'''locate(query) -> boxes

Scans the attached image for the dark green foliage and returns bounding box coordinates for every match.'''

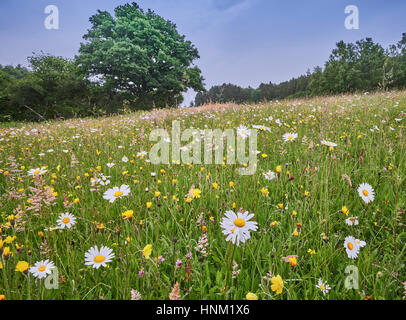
[319,38,386,93]
[1,54,89,121]
[387,33,406,89]
[195,73,312,106]
[0,2,204,122]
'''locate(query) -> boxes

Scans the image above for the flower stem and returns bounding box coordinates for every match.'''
[224,242,236,299]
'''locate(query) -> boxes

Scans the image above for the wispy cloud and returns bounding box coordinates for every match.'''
[211,0,247,11]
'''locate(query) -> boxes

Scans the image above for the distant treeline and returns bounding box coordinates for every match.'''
[194,34,406,106]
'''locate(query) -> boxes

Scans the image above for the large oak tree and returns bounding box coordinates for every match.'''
[76,2,204,109]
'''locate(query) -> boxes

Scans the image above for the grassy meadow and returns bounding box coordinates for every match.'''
[0,91,405,300]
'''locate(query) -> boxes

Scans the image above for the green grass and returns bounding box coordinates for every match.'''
[0,91,405,300]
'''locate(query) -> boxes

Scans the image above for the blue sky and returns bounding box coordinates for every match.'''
[1,0,406,105]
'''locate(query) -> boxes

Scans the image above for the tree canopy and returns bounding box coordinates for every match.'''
[76,2,204,109]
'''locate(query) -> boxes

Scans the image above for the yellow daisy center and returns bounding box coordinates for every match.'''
[38,266,46,272]
[288,135,293,140]
[234,218,246,228]
[34,170,41,175]
[320,284,325,291]
[114,191,123,197]
[347,242,354,250]
[62,217,70,224]
[362,189,369,197]
[94,255,105,263]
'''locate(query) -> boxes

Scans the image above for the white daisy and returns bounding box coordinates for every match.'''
[27,167,47,176]
[84,245,115,269]
[321,140,337,147]
[252,125,270,132]
[220,210,258,246]
[355,239,367,248]
[237,125,250,139]
[357,183,374,204]
[122,156,129,163]
[103,185,130,203]
[106,163,115,168]
[316,279,331,296]
[263,170,276,180]
[98,173,111,186]
[29,260,55,279]
[283,132,298,142]
[344,236,360,259]
[56,213,77,229]
[137,151,147,158]
[98,178,110,186]
[345,217,359,226]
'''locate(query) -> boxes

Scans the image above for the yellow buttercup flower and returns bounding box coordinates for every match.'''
[4,236,16,244]
[143,244,152,259]
[191,188,201,198]
[2,247,11,259]
[15,261,29,273]
[246,292,258,300]
[122,210,134,220]
[289,256,297,267]
[261,188,269,196]
[308,248,316,255]
[271,275,284,294]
